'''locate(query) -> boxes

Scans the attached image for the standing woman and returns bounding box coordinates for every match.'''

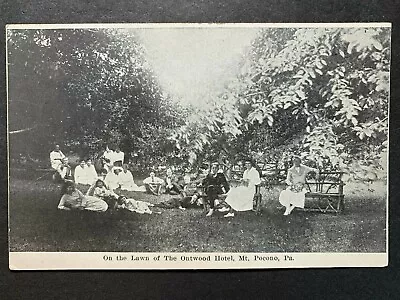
[57,181,108,212]
[223,160,261,218]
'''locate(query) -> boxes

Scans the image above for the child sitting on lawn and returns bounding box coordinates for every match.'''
[91,179,119,208]
[114,196,154,215]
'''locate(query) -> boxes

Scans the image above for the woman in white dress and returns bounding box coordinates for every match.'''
[74,160,88,185]
[279,156,319,215]
[119,164,145,192]
[85,159,98,186]
[223,160,261,218]
[104,166,123,191]
[101,145,115,172]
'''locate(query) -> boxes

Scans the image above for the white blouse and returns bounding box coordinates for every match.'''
[243,167,261,187]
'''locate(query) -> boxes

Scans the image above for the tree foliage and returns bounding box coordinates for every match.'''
[7,29,183,167]
[8,27,390,180]
[171,27,390,180]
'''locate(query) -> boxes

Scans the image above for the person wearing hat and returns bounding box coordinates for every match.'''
[113,147,125,167]
[104,166,123,192]
[279,156,319,215]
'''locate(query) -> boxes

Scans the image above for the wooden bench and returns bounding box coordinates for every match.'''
[302,171,345,213]
[255,167,345,214]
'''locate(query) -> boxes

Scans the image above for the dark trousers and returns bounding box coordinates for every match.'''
[166,183,183,195]
[206,191,219,209]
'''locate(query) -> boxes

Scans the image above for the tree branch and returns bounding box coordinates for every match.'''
[9,125,38,135]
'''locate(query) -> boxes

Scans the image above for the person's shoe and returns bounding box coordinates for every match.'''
[218,207,230,212]
[283,207,290,216]
[206,209,214,216]
[179,206,186,211]
[224,212,234,218]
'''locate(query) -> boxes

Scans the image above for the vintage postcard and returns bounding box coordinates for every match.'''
[7,23,390,270]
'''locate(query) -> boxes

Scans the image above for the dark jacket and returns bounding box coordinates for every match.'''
[202,172,230,195]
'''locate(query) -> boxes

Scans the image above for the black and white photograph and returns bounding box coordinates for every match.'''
[7,23,390,269]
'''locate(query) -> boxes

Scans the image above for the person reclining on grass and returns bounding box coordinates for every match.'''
[114,196,154,215]
[279,156,319,216]
[154,193,203,211]
[155,171,208,211]
[143,171,164,195]
[57,180,108,212]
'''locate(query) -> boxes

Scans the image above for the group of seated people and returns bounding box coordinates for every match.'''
[51,145,319,217]
[57,179,155,214]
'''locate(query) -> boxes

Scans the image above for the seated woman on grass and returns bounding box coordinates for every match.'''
[57,180,108,212]
[104,166,123,192]
[74,159,88,185]
[220,160,260,218]
[85,158,99,186]
[88,178,119,208]
[119,164,145,192]
[279,156,319,216]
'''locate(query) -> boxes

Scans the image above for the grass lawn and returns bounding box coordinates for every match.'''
[8,174,387,252]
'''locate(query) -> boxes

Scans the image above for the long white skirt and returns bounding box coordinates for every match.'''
[84,196,108,212]
[124,199,153,214]
[225,186,255,212]
[120,184,146,192]
[279,188,306,208]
